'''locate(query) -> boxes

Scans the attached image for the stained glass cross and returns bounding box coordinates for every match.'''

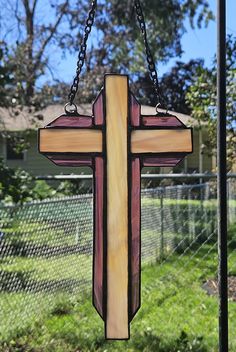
[39,74,192,340]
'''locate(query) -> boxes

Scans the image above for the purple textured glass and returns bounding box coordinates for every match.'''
[130,157,141,317]
[130,93,141,127]
[93,91,105,318]
[48,155,92,167]
[142,115,183,127]
[129,94,142,318]
[47,115,93,128]
[93,90,104,126]
[93,156,104,318]
[143,156,185,167]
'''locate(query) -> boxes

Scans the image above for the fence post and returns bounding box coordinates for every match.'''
[188,187,193,241]
[160,188,164,261]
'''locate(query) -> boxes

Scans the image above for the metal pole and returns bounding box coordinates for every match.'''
[160,189,164,261]
[217,0,228,351]
[199,127,203,184]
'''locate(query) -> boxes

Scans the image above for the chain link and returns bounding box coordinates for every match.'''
[67,0,165,110]
[68,0,97,107]
[134,0,166,110]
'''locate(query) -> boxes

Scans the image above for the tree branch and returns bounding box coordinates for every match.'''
[22,0,34,36]
[32,0,39,17]
[33,1,69,72]
[22,0,30,18]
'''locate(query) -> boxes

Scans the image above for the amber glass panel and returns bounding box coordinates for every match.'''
[105,75,129,339]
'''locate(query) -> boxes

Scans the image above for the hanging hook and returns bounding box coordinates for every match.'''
[64,103,78,115]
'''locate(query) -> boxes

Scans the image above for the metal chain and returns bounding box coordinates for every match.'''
[134,0,165,110]
[67,0,165,112]
[67,0,97,110]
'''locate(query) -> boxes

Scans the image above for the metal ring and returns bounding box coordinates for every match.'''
[64,103,78,114]
[155,103,168,115]
[155,103,161,113]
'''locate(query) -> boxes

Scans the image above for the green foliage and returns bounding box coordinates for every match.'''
[228,223,236,250]
[0,160,64,204]
[135,58,205,108]
[159,59,204,113]
[0,42,15,107]
[0,160,92,204]
[4,131,31,155]
[0,154,93,204]
[57,179,92,195]
[186,35,236,170]
[93,0,213,68]
[31,180,57,200]
[0,158,33,204]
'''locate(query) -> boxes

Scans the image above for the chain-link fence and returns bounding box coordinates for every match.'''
[0,179,236,349]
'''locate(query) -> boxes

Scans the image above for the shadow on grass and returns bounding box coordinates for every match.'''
[37,319,208,352]
[131,330,207,352]
[40,330,208,352]
[0,270,89,293]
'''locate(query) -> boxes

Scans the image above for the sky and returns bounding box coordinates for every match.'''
[158,0,236,76]
[40,0,236,86]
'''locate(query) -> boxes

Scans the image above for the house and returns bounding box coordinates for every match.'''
[0,104,214,176]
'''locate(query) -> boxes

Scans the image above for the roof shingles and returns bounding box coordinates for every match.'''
[0,104,194,131]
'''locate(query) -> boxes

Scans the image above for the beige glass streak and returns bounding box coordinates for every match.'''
[105,75,129,339]
[131,129,192,153]
[39,129,103,153]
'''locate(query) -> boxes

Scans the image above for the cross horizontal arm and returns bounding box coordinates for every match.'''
[39,129,103,153]
[131,129,192,154]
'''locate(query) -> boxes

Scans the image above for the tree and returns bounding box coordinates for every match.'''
[133,58,204,108]
[84,0,213,71]
[0,0,81,107]
[0,157,33,204]
[0,42,15,106]
[158,59,204,114]
[186,35,236,170]
[0,0,213,107]
[75,0,214,104]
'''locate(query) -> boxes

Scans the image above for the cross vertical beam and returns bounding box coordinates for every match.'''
[105,75,129,339]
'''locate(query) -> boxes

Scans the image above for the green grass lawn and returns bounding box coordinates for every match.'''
[1,245,236,352]
[0,197,235,351]
[142,197,236,208]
